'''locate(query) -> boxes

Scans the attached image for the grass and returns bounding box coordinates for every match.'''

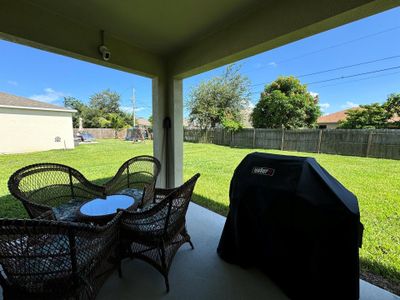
[0,139,399,293]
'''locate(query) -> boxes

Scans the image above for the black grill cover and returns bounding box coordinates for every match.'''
[217,152,363,300]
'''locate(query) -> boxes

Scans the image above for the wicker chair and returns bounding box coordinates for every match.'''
[8,163,105,220]
[0,212,122,300]
[103,156,161,209]
[119,173,200,292]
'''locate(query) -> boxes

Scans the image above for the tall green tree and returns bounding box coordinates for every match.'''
[65,90,132,129]
[109,113,127,138]
[89,89,121,114]
[384,93,400,116]
[251,76,321,129]
[187,64,251,130]
[338,103,392,129]
[64,96,87,127]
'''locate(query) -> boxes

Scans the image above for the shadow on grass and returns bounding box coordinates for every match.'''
[360,258,400,295]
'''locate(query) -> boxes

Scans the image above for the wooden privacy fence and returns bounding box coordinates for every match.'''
[73,128,128,139]
[184,128,400,160]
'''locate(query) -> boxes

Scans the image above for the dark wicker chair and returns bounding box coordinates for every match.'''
[8,163,105,220]
[103,156,161,209]
[0,212,122,300]
[119,173,200,292]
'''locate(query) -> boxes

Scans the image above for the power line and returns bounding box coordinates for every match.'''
[306,65,400,85]
[249,69,400,96]
[276,25,400,65]
[240,25,400,74]
[314,70,400,89]
[297,55,400,78]
[250,55,400,87]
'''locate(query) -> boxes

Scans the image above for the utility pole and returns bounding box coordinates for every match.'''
[131,87,136,127]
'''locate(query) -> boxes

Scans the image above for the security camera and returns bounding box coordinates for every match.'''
[99,45,111,61]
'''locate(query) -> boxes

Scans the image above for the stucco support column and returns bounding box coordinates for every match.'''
[152,74,183,188]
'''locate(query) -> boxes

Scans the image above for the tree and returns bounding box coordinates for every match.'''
[108,113,127,138]
[89,89,120,114]
[251,76,321,129]
[64,96,87,128]
[384,93,400,128]
[339,103,392,129]
[187,64,251,130]
[148,115,153,125]
[384,93,400,115]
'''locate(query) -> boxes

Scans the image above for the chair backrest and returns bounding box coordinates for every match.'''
[104,156,161,208]
[0,215,120,297]
[8,163,105,218]
[163,174,200,239]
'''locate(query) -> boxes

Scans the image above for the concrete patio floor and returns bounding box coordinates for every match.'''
[98,203,399,300]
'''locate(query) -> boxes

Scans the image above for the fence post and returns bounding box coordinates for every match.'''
[252,128,256,148]
[366,131,373,157]
[280,128,285,151]
[317,129,323,153]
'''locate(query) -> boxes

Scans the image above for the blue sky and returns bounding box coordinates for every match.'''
[1,7,400,119]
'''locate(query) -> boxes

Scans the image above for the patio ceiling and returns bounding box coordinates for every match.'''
[1,0,397,78]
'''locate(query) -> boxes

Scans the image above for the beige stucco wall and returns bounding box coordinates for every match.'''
[319,123,339,129]
[0,107,74,154]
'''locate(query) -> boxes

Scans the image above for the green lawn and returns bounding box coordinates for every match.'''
[0,139,399,293]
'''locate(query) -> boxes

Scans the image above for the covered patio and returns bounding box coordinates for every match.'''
[97,203,398,300]
[1,0,399,299]
[0,203,398,299]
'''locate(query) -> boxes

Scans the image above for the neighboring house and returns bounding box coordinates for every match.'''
[241,107,253,128]
[317,108,358,129]
[317,107,400,129]
[135,118,151,128]
[0,92,76,154]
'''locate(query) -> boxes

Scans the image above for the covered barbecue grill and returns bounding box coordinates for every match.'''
[217,152,363,299]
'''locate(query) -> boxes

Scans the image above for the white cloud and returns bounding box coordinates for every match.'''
[319,102,330,113]
[310,91,319,98]
[30,88,66,103]
[341,101,359,109]
[268,62,277,67]
[121,106,147,113]
[7,80,18,86]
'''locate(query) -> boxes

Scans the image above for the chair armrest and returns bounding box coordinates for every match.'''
[119,197,170,224]
[21,200,53,219]
[34,210,56,220]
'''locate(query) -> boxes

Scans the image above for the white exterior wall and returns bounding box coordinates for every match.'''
[0,107,74,154]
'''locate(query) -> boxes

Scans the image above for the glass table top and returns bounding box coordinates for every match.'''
[80,194,135,217]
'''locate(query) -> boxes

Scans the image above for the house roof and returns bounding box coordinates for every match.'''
[318,107,400,124]
[136,118,151,127]
[0,91,75,113]
[388,114,400,123]
[317,108,358,124]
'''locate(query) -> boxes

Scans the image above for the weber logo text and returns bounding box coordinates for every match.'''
[252,167,275,176]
